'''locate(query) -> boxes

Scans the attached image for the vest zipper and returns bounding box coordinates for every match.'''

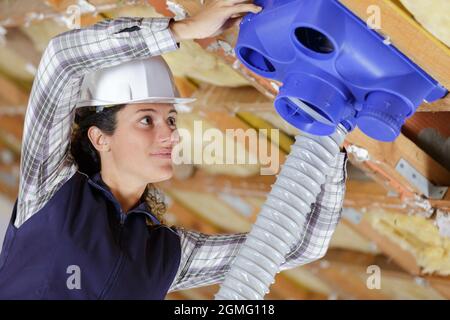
[87,179,123,214]
[98,210,126,299]
[127,209,160,226]
[120,211,126,225]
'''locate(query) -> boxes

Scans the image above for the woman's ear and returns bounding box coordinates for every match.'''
[87,126,111,152]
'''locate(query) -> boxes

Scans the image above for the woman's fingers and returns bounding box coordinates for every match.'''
[227,3,263,15]
[223,16,244,29]
[222,0,255,6]
[210,16,244,37]
[230,11,247,18]
[172,0,262,40]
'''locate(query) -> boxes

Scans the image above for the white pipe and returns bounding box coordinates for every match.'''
[215,125,347,300]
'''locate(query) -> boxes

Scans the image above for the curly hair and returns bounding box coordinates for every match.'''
[70,104,167,225]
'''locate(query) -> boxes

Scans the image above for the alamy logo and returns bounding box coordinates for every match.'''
[65,5,82,30]
[66,265,82,290]
[171,122,280,175]
[366,5,382,30]
[366,265,381,290]
[366,5,391,45]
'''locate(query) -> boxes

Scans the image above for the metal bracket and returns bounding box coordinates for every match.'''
[395,158,448,199]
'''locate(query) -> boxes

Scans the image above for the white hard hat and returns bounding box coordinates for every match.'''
[76,56,196,109]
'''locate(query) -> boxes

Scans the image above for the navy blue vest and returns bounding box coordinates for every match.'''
[0,171,181,299]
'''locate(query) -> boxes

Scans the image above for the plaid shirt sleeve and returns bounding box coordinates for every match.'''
[15,17,180,228]
[168,152,348,292]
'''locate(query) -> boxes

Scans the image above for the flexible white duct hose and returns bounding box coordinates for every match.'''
[215,124,347,300]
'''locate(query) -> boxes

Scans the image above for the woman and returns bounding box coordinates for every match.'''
[0,1,347,299]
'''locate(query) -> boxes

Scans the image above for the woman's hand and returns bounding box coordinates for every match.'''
[169,0,263,42]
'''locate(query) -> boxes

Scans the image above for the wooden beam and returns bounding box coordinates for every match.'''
[0,139,19,164]
[0,74,29,108]
[188,83,446,123]
[236,111,295,154]
[346,179,449,215]
[0,115,24,142]
[166,199,220,235]
[0,0,56,27]
[345,129,450,213]
[345,179,411,213]
[305,248,449,299]
[305,262,390,299]
[161,169,271,197]
[418,95,450,112]
[0,139,19,201]
[322,248,405,273]
[340,0,450,89]
[344,218,421,275]
[404,113,450,140]
[341,212,450,288]
[4,27,41,67]
[162,166,448,215]
[427,276,450,300]
[0,180,18,201]
[173,76,198,99]
[191,84,274,113]
[177,109,285,176]
[341,213,450,299]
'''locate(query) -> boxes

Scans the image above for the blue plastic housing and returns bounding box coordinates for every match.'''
[235,0,448,141]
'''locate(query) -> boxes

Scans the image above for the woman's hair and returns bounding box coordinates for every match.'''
[70,105,167,225]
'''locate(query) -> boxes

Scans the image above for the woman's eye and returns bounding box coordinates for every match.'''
[140,116,153,126]
[168,117,177,127]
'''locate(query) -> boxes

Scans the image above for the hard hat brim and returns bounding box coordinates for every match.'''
[76,96,197,108]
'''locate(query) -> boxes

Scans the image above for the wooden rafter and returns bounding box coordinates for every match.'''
[0,115,25,142]
[0,74,29,108]
[345,129,450,214]
[306,248,449,299]
[161,166,449,215]
[420,95,450,112]
[4,27,41,68]
[341,215,450,299]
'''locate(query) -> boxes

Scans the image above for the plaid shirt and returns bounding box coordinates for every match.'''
[15,17,348,293]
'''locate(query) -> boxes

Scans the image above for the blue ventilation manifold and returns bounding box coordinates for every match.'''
[234,0,447,142]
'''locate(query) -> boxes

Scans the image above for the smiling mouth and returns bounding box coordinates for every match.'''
[150,153,172,159]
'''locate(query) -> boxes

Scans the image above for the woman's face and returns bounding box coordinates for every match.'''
[99,103,180,184]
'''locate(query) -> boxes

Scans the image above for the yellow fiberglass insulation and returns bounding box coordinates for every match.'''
[400,0,450,47]
[365,210,450,276]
